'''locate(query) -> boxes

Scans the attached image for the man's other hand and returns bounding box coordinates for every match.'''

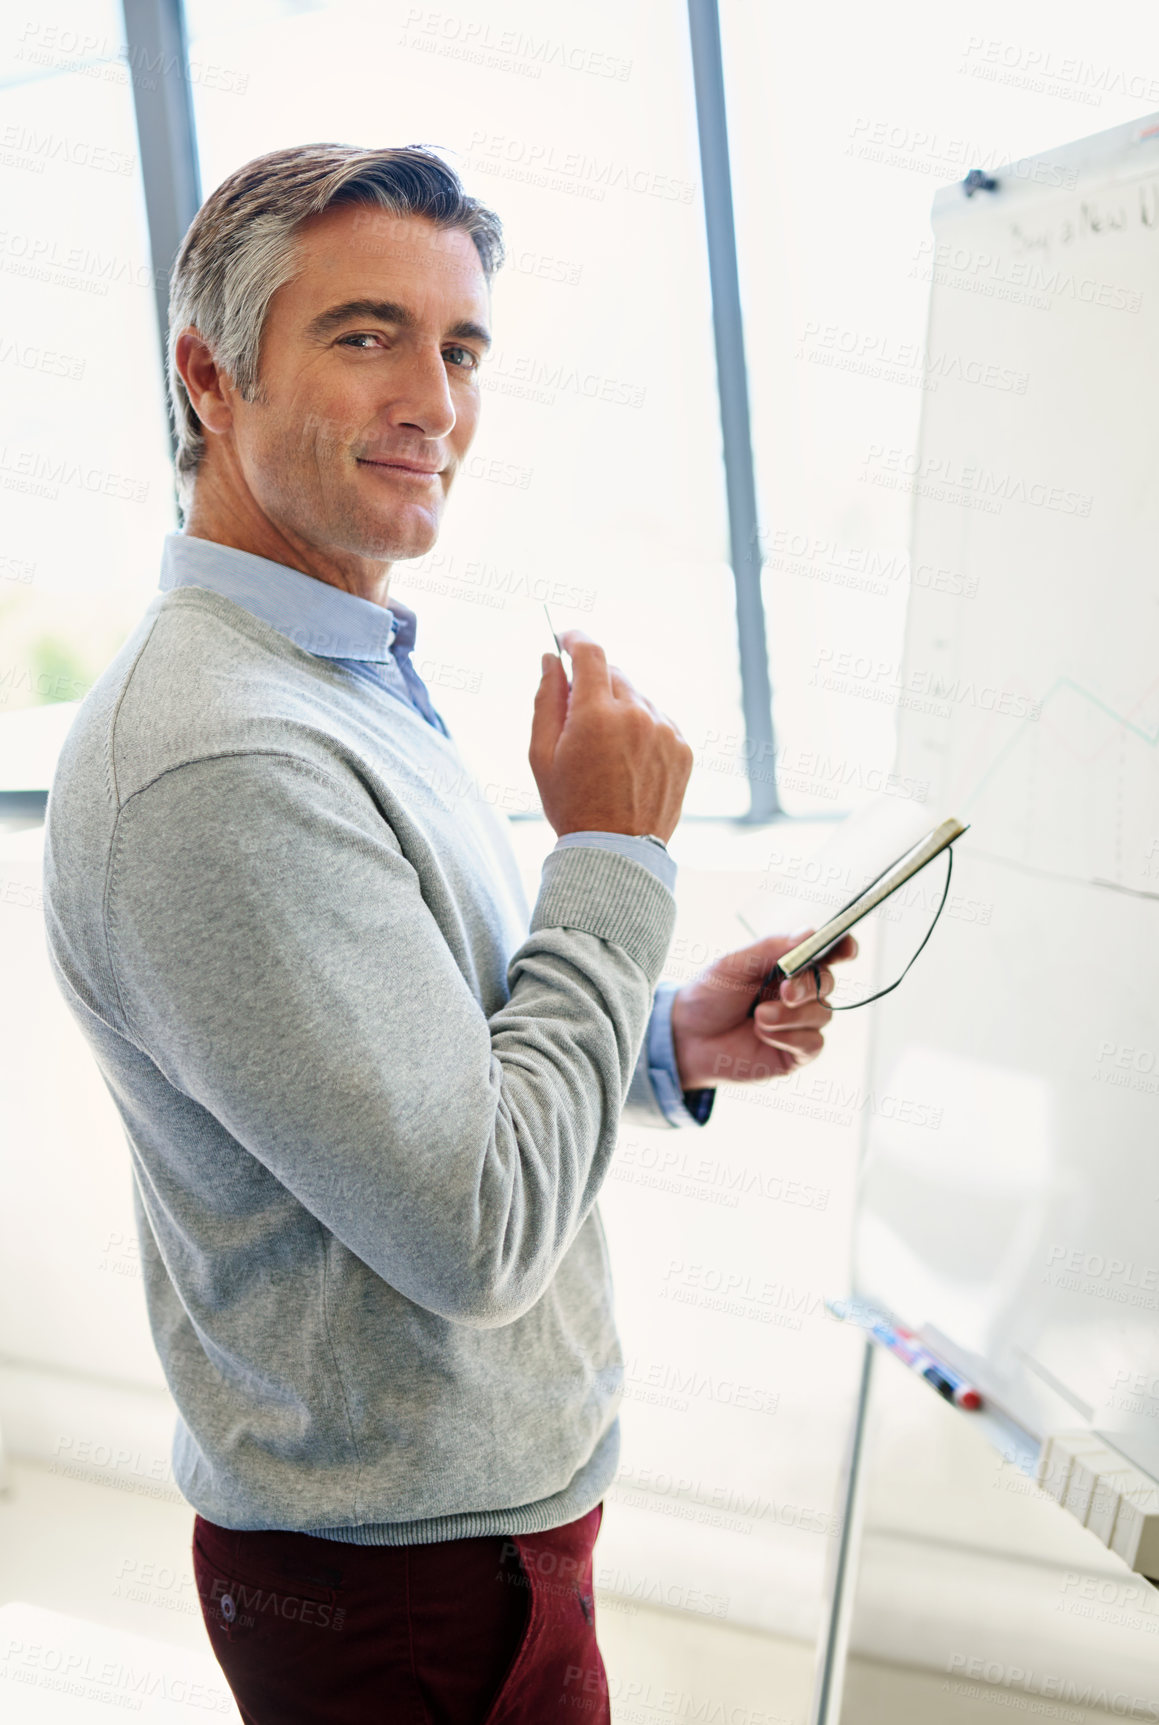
[670,930,859,1091]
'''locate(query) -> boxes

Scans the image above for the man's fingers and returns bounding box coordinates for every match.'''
[710,932,860,998]
[781,966,835,1005]
[558,629,612,700]
[714,931,818,993]
[754,1026,827,1062]
[601,656,675,740]
[755,1000,832,1033]
[558,633,657,715]
[528,654,570,773]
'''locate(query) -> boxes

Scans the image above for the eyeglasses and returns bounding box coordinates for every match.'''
[806,845,956,1012]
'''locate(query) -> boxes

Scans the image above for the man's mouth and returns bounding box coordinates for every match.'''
[356,456,442,478]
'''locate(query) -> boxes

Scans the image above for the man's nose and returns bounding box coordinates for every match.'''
[386,346,457,440]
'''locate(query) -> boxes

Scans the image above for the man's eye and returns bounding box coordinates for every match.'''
[338,333,382,350]
[445,345,480,371]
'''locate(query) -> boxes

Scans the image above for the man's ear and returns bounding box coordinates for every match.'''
[174,328,235,439]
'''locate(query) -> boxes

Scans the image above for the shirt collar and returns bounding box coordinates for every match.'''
[158,532,419,665]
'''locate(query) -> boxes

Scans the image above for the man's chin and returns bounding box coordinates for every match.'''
[343,500,442,563]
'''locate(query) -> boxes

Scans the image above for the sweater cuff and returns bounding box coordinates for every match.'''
[531,844,676,984]
[550,831,676,895]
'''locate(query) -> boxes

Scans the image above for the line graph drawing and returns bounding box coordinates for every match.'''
[969,847,1159,903]
[965,674,1159,813]
[925,668,1159,898]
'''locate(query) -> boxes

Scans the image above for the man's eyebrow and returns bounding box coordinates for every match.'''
[446,318,493,352]
[305,299,492,351]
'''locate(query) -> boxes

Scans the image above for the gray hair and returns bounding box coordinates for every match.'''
[166,143,505,505]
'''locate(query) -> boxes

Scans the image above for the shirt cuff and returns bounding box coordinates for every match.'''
[551,831,676,896]
[646,981,717,1128]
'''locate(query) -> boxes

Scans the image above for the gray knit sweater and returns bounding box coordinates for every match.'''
[41,584,680,1543]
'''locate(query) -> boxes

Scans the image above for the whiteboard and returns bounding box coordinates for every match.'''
[851,111,1159,1480]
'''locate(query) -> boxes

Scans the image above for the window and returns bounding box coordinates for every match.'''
[0,0,176,727]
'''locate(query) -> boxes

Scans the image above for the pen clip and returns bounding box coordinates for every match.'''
[543,602,563,656]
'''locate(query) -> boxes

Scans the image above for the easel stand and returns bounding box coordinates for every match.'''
[808,1335,875,1725]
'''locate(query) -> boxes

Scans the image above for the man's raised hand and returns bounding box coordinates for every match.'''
[530,630,693,841]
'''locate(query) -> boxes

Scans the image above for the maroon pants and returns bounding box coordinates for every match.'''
[192,1503,610,1724]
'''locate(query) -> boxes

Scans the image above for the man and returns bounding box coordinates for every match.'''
[42,144,852,1722]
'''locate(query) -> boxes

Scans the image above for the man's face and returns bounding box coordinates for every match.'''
[226,205,491,563]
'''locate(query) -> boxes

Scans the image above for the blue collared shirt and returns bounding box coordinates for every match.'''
[158,534,713,1127]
